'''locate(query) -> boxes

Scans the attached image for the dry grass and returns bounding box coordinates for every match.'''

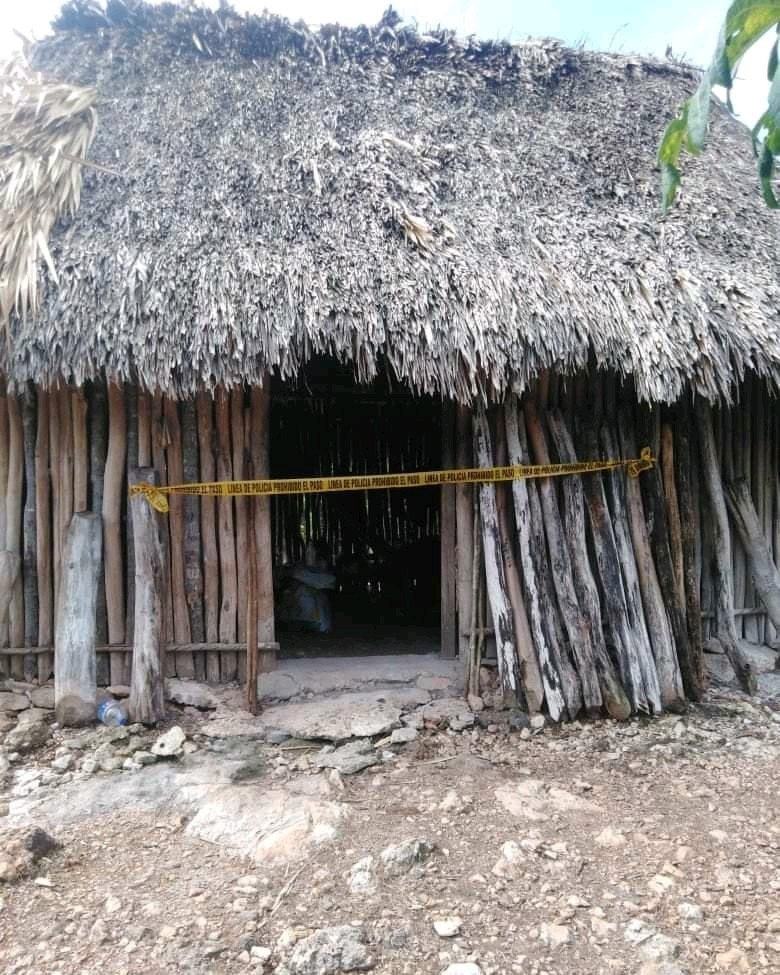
[0,51,96,334]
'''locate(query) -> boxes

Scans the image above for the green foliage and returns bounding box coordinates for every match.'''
[659,2,780,210]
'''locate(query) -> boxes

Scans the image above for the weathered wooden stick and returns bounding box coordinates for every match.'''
[0,552,21,676]
[546,408,632,720]
[1,641,280,656]
[103,382,126,650]
[455,406,474,690]
[216,387,238,679]
[579,423,648,712]
[473,407,522,701]
[58,388,74,611]
[196,392,220,680]
[163,398,194,673]
[88,382,109,656]
[520,411,582,717]
[7,395,24,665]
[48,391,61,643]
[618,408,685,708]
[504,399,567,721]
[137,392,152,468]
[525,400,601,715]
[35,390,52,680]
[72,390,88,513]
[725,477,780,631]
[231,389,249,648]
[151,394,175,662]
[54,512,102,726]
[0,392,7,664]
[21,387,38,665]
[661,423,686,608]
[494,410,542,712]
[440,402,458,660]
[673,400,705,692]
[250,385,275,673]
[181,400,205,676]
[695,400,756,694]
[124,386,138,673]
[750,381,766,643]
[128,468,167,724]
[246,492,259,714]
[600,422,663,712]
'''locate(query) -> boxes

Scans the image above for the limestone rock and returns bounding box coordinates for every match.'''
[28,686,55,709]
[314,740,379,776]
[594,826,627,848]
[496,779,600,821]
[715,947,749,972]
[0,692,29,712]
[286,925,374,973]
[347,857,376,895]
[151,726,186,758]
[380,838,435,877]
[433,917,462,938]
[441,966,482,975]
[165,679,218,710]
[539,923,572,947]
[4,713,50,752]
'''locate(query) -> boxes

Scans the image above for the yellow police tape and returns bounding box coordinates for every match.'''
[129,447,654,514]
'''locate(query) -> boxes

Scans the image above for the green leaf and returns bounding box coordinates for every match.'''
[758,143,779,205]
[768,36,778,79]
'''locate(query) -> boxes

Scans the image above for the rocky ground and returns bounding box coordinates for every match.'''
[0,652,778,975]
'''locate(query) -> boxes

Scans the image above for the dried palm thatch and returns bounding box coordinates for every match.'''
[3,1,780,403]
[0,50,97,334]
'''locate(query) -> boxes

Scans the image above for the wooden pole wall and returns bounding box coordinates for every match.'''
[0,373,775,701]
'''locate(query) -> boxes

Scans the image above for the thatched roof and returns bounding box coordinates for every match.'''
[3,1,779,402]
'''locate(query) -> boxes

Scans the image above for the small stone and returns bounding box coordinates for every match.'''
[449,712,475,732]
[347,856,376,895]
[314,739,379,776]
[51,753,74,772]
[158,925,177,940]
[648,874,675,895]
[467,694,484,712]
[709,829,729,843]
[594,826,626,848]
[28,686,55,709]
[203,942,225,958]
[133,751,157,766]
[389,726,417,745]
[530,714,545,730]
[677,901,704,920]
[441,966,482,975]
[591,917,617,938]
[250,945,272,962]
[715,947,749,972]
[380,838,435,876]
[165,678,218,709]
[0,803,9,817]
[286,926,372,974]
[433,916,463,938]
[104,895,122,914]
[539,922,572,947]
[151,726,186,758]
[639,934,681,964]
[90,918,109,944]
[0,692,30,712]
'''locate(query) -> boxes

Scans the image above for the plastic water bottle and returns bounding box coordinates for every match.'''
[97,699,128,727]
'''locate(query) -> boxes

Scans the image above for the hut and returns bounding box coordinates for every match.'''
[0,1,778,720]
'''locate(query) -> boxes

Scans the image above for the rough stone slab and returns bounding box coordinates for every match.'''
[417,697,472,727]
[198,709,267,741]
[262,688,430,743]
[0,692,30,712]
[496,778,602,820]
[183,786,346,864]
[287,925,373,974]
[165,679,219,710]
[314,740,380,775]
[28,686,55,709]
[257,654,457,703]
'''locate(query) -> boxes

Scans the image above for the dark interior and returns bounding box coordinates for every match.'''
[270,362,442,657]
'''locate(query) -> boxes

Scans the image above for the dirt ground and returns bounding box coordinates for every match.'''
[0,685,779,975]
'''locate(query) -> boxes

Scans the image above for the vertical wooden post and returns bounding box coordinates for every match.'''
[725,478,780,630]
[674,399,704,686]
[58,387,74,579]
[138,392,152,468]
[251,384,276,672]
[181,399,205,674]
[35,389,52,681]
[0,391,7,673]
[7,394,24,667]
[455,406,473,690]
[246,492,259,714]
[197,392,220,680]
[128,469,167,724]
[151,393,174,658]
[89,382,109,686]
[21,387,38,674]
[54,512,101,726]
[695,400,756,693]
[231,389,248,653]
[103,382,126,663]
[48,391,61,640]
[216,387,238,680]
[72,390,88,513]
[124,385,138,673]
[440,402,457,659]
[163,397,194,677]
[473,407,522,702]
